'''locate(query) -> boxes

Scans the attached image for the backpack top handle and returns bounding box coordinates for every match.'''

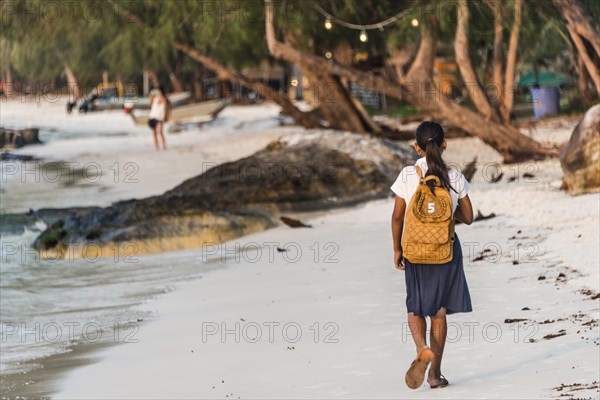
[416,165,442,187]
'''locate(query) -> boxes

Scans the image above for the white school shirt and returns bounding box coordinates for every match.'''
[148,96,166,121]
[390,157,469,214]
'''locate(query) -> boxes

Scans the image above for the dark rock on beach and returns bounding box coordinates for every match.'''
[0,152,39,161]
[0,127,42,149]
[33,131,416,256]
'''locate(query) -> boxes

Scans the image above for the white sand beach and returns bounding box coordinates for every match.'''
[25,107,596,399]
[3,0,600,397]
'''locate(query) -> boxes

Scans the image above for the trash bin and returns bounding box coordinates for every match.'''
[531,87,560,118]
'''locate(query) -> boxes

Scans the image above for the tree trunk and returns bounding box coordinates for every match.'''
[64,64,81,101]
[454,0,500,122]
[263,0,557,163]
[147,70,160,87]
[406,20,436,84]
[567,25,600,95]
[340,77,382,134]
[166,59,185,93]
[265,1,378,135]
[302,59,380,134]
[502,0,522,122]
[553,0,600,56]
[554,0,600,96]
[305,70,368,133]
[488,0,504,108]
[193,64,205,102]
[168,66,184,93]
[174,42,323,130]
[388,48,413,83]
[576,54,592,103]
[4,64,14,97]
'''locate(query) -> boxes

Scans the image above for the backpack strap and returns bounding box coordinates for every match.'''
[415,165,423,178]
[417,164,441,187]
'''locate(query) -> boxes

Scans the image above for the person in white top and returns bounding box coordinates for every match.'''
[148,85,169,151]
[390,121,474,389]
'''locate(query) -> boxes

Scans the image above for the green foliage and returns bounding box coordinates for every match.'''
[1,0,598,94]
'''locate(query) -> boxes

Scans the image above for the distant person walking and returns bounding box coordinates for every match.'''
[148,85,169,151]
[390,121,474,390]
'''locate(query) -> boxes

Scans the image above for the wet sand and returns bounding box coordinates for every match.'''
[1,340,115,399]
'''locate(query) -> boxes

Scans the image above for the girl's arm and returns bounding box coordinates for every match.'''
[454,195,474,225]
[391,196,406,269]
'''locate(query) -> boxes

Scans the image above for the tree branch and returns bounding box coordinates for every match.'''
[174,42,323,129]
[553,0,600,56]
[566,25,600,94]
[405,18,436,84]
[553,0,600,95]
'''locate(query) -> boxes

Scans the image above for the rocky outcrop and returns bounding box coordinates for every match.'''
[33,130,416,257]
[560,104,600,194]
[0,128,42,149]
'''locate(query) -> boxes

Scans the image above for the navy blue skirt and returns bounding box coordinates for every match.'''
[404,235,473,317]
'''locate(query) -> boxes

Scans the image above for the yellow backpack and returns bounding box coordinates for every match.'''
[402,165,455,264]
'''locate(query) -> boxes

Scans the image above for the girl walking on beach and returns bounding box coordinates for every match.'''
[390,121,474,389]
[148,85,169,151]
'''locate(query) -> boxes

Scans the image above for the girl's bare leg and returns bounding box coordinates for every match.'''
[428,307,447,383]
[158,123,167,150]
[407,312,428,354]
[152,126,159,150]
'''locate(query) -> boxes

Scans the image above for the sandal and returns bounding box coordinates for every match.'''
[405,348,434,389]
[429,374,449,389]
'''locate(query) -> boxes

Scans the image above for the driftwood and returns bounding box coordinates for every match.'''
[280,216,312,228]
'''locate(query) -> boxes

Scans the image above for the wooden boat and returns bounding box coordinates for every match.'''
[130,99,228,126]
[122,92,192,111]
[97,92,192,111]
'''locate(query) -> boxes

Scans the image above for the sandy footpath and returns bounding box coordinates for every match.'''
[53,120,599,399]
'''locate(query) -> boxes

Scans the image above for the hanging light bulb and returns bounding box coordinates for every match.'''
[359,29,368,42]
[411,18,419,27]
[324,18,332,30]
[325,51,333,59]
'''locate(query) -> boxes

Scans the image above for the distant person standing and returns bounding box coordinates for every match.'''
[148,85,169,150]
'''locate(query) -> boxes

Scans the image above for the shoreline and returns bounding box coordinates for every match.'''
[1,335,119,399]
[0,198,350,399]
[2,100,598,398]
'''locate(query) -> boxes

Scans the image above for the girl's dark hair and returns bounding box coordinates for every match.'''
[157,84,167,96]
[416,121,456,194]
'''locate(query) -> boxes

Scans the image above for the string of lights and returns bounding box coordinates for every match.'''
[314,5,418,43]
